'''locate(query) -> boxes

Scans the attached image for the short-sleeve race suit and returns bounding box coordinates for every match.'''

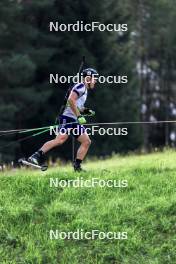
[63,83,87,120]
[58,83,87,138]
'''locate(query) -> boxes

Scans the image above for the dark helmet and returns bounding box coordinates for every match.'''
[82,68,99,78]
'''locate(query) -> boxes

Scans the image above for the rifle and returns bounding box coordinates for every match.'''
[58,56,86,116]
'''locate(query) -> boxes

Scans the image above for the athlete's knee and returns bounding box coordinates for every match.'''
[54,136,66,146]
[83,138,91,147]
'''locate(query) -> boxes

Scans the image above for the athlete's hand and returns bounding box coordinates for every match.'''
[77,115,87,124]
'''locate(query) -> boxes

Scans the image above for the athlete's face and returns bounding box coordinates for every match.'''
[85,76,97,89]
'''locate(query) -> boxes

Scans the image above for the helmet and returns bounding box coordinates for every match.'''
[82,68,99,78]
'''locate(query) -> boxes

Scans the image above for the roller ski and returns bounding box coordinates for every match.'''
[18,150,48,171]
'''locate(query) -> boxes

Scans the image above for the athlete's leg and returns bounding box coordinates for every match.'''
[28,134,69,166]
[76,133,91,160]
[41,134,69,153]
[73,133,91,171]
[27,114,73,167]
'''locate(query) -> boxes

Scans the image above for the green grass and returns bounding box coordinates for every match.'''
[0,150,176,264]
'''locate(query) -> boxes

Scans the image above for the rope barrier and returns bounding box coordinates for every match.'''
[0,120,175,135]
[0,119,175,149]
[0,119,175,158]
[85,120,176,126]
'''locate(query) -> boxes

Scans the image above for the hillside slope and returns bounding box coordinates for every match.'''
[0,150,176,264]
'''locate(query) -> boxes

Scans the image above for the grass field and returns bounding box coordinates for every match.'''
[0,150,176,264]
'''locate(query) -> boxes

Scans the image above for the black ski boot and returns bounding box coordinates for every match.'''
[73,159,85,172]
[73,163,82,172]
[28,150,47,169]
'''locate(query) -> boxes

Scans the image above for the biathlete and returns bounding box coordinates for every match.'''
[28,68,98,171]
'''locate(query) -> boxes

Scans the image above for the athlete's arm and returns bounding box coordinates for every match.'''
[68,91,80,117]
